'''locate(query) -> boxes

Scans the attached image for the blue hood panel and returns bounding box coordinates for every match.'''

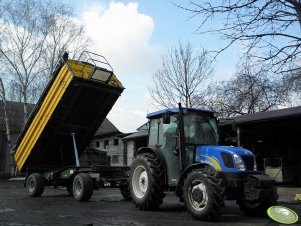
[195,145,255,172]
[196,146,254,157]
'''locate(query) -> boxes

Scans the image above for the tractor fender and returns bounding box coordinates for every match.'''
[135,147,168,184]
[175,163,209,197]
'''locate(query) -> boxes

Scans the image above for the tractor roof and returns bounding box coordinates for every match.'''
[147,108,214,119]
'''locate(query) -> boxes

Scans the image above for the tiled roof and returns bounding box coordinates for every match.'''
[93,118,120,137]
[122,130,148,140]
[219,105,301,126]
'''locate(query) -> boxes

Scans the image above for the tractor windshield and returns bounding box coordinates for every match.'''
[183,112,219,145]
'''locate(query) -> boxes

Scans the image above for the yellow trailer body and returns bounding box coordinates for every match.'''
[13,56,124,173]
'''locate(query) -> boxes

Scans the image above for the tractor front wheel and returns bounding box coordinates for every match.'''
[237,189,278,216]
[183,167,224,221]
[129,153,165,210]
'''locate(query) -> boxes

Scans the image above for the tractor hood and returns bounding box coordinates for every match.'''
[195,145,255,172]
[196,145,254,157]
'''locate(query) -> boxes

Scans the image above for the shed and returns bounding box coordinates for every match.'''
[90,119,131,167]
[219,106,301,184]
[122,123,148,166]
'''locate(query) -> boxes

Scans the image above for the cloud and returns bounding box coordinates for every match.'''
[79,2,163,132]
[107,102,147,133]
[81,2,162,77]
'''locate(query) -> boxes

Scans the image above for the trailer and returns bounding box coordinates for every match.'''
[13,51,130,201]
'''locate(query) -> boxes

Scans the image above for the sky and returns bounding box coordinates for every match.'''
[64,0,241,133]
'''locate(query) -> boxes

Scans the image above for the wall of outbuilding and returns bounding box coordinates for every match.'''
[219,115,301,185]
[90,135,125,167]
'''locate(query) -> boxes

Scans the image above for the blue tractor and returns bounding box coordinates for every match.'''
[129,104,278,220]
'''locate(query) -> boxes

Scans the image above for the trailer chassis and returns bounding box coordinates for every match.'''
[24,165,130,201]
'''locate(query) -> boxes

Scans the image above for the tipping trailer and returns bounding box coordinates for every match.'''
[13,52,130,201]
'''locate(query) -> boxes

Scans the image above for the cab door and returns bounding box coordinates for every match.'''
[148,116,180,186]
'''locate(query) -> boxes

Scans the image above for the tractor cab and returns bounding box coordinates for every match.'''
[146,107,219,185]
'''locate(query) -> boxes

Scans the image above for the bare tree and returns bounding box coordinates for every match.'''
[0,0,90,122]
[149,42,213,109]
[0,0,90,175]
[176,0,301,73]
[40,1,91,84]
[286,69,301,105]
[0,0,53,122]
[0,76,14,175]
[207,60,291,117]
[0,77,10,143]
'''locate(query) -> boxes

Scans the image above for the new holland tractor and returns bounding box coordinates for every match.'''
[129,104,278,220]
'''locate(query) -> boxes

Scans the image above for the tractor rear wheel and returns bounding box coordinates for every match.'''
[129,153,165,210]
[73,173,93,201]
[26,173,45,197]
[183,167,225,221]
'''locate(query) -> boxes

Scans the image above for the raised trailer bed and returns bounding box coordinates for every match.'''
[13,52,130,200]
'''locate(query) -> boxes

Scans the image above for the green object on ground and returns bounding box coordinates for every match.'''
[267,206,299,224]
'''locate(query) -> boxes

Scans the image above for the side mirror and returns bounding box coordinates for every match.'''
[163,112,170,124]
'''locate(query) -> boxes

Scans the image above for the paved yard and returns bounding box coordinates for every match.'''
[0,179,300,226]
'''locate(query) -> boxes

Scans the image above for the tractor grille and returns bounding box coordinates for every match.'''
[241,155,254,171]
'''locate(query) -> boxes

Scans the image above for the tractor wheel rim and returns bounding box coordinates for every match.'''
[188,180,208,211]
[132,165,148,199]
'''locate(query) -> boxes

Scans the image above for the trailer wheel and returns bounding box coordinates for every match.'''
[183,167,225,221]
[129,153,165,210]
[237,187,278,216]
[26,173,45,197]
[73,173,93,201]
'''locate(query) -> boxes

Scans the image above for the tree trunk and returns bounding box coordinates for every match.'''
[290,0,301,27]
[0,78,14,176]
[22,87,28,125]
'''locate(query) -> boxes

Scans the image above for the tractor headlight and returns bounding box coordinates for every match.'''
[233,154,245,171]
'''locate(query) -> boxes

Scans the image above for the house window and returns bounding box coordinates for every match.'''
[104,140,109,149]
[112,155,119,163]
[95,141,100,148]
[113,139,119,146]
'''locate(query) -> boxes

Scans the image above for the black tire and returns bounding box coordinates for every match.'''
[183,166,225,221]
[73,173,93,201]
[129,153,165,210]
[237,187,278,217]
[26,173,45,197]
[120,183,131,200]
